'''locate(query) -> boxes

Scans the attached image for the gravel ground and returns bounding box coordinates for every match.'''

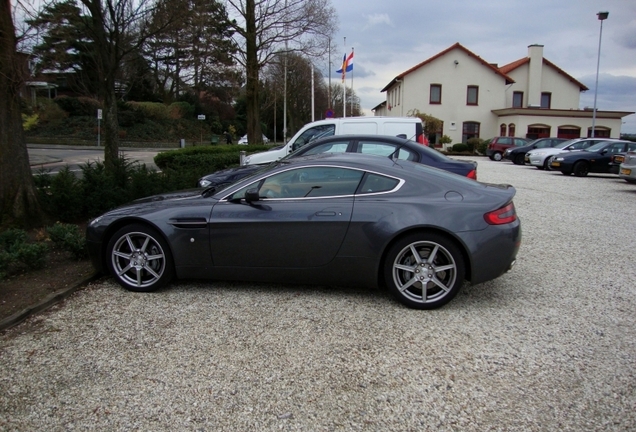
[1,158,635,431]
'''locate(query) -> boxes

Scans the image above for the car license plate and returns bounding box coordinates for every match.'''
[551,161,561,167]
[620,168,632,175]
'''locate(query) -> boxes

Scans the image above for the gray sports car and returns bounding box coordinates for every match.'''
[87,153,521,309]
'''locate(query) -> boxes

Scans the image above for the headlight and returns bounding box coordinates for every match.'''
[199,179,211,188]
[533,151,546,156]
[89,216,102,226]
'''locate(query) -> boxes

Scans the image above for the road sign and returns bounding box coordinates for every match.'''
[197,114,206,120]
[326,108,334,118]
[97,109,102,119]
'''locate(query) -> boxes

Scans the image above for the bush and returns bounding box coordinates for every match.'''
[47,166,83,222]
[476,139,488,155]
[452,143,468,152]
[36,98,69,123]
[169,102,195,119]
[0,229,48,279]
[128,101,170,120]
[22,113,39,130]
[466,137,483,153]
[47,223,88,260]
[439,135,452,145]
[55,96,102,117]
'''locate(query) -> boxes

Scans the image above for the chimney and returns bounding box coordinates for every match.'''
[527,44,544,108]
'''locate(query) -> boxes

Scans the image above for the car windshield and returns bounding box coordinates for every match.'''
[555,139,580,149]
[585,141,615,152]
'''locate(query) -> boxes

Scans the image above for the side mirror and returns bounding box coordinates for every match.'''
[245,189,260,202]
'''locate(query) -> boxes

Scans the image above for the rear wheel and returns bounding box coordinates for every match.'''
[106,224,174,292]
[384,233,465,310]
[514,154,525,165]
[573,161,589,177]
[492,152,502,161]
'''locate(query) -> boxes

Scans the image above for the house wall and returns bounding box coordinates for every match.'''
[501,115,623,139]
[505,64,581,109]
[386,47,509,143]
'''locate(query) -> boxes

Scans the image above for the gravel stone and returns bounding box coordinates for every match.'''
[1,158,635,431]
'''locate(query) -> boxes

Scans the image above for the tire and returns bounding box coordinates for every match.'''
[543,157,553,170]
[514,154,525,165]
[492,152,502,161]
[384,233,465,310]
[106,224,174,292]
[573,160,589,177]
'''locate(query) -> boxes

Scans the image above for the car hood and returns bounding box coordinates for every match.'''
[131,189,204,204]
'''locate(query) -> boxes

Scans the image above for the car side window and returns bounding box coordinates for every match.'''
[357,140,418,161]
[607,143,625,154]
[299,141,350,156]
[536,141,551,148]
[514,139,526,146]
[570,141,587,150]
[357,173,400,194]
[628,142,636,151]
[229,167,364,200]
[291,125,336,151]
[499,138,512,145]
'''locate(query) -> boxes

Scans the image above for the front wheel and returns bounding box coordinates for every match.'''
[543,157,553,170]
[573,161,589,177]
[384,233,465,309]
[514,154,525,165]
[106,224,174,292]
[491,152,502,161]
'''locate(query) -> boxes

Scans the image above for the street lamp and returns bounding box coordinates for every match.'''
[591,11,609,138]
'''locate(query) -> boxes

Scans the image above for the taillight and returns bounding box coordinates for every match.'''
[466,169,477,180]
[484,202,517,225]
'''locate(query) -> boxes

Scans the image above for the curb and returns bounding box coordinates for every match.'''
[0,272,102,332]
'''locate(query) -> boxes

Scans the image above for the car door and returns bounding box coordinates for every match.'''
[209,166,363,268]
[592,142,629,172]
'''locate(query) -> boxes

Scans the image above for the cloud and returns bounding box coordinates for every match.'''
[362,13,393,31]
[615,20,636,49]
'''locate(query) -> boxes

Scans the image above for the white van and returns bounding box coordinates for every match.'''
[242,116,425,165]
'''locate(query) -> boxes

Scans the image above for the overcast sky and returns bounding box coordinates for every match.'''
[322,0,636,134]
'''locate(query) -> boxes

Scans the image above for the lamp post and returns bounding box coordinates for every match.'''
[591,11,608,138]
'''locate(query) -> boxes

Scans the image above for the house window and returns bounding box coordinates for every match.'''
[587,127,611,138]
[513,91,523,108]
[508,124,516,137]
[557,127,581,139]
[528,126,550,139]
[430,84,442,104]
[462,121,480,142]
[467,86,478,105]
[500,124,507,136]
[541,92,551,109]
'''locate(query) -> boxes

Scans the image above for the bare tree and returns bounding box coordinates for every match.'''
[225,0,337,144]
[0,0,44,228]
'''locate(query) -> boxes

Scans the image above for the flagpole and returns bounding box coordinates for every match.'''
[350,47,354,115]
[343,37,346,118]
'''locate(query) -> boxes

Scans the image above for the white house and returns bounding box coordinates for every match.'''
[374,43,633,146]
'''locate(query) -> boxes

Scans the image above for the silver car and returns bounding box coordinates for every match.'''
[619,151,636,184]
[526,138,607,170]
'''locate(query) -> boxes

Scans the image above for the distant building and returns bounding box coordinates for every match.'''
[375,43,633,146]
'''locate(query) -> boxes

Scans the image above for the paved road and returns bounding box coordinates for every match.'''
[28,144,163,174]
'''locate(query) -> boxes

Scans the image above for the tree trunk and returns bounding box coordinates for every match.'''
[0,0,44,229]
[244,0,262,144]
[102,86,120,170]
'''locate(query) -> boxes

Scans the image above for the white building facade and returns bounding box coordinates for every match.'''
[374,43,632,146]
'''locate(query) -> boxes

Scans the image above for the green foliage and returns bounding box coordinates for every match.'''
[47,223,88,260]
[439,135,452,145]
[407,109,443,136]
[476,139,488,155]
[36,98,69,123]
[48,166,84,222]
[169,102,195,119]
[55,96,102,117]
[22,113,40,130]
[128,101,170,120]
[452,143,469,152]
[466,137,483,153]
[0,229,48,279]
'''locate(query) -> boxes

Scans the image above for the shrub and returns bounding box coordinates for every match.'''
[452,143,468,152]
[22,113,39,130]
[55,96,101,117]
[37,98,68,123]
[48,166,83,222]
[169,102,195,119]
[477,139,488,155]
[439,135,452,145]
[466,137,483,153]
[0,229,48,279]
[128,101,170,120]
[47,223,88,260]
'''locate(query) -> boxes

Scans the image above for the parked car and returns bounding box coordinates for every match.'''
[197,134,478,187]
[618,151,636,184]
[551,140,636,176]
[238,134,270,145]
[243,116,426,165]
[525,138,608,170]
[87,153,520,310]
[484,137,530,161]
[197,165,263,189]
[503,138,567,165]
